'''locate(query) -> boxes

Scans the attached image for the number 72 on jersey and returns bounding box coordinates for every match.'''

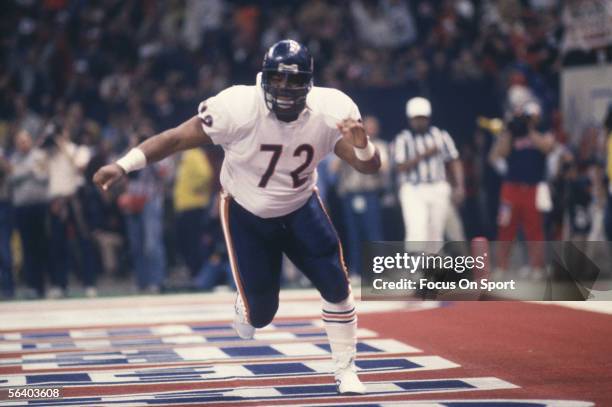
[258,144,314,189]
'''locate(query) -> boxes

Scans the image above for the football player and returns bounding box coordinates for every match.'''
[93,40,380,394]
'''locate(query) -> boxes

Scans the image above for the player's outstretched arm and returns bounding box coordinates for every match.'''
[334,118,381,174]
[93,115,212,191]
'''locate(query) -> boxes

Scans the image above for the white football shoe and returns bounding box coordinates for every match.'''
[335,358,366,395]
[233,294,255,340]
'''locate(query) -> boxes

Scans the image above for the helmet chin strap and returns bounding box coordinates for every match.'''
[272,97,307,122]
[264,91,307,122]
[274,109,300,122]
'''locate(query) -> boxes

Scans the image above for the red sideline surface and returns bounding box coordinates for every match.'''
[360,301,612,405]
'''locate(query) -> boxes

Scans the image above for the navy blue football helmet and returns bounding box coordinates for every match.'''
[261,40,313,122]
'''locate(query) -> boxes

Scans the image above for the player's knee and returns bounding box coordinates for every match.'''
[249,310,276,328]
[247,296,278,328]
[319,281,351,304]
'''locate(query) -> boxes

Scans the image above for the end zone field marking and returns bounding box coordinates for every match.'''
[1,328,377,355]
[8,339,422,371]
[0,356,460,387]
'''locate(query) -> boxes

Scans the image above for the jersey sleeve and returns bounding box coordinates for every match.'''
[197,88,239,146]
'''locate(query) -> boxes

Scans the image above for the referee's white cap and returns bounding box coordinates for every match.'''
[406,97,432,118]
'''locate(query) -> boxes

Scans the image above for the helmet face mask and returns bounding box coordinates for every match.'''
[261,40,313,122]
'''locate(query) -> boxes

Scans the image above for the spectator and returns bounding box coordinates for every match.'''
[489,103,555,279]
[8,130,48,298]
[173,147,215,277]
[44,120,94,297]
[262,10,300,49]
[12,95,43,139]
[182,0,226,52]
[84,141,126,278]
[297,0,341,43]
[149,87,177,130]
[119,128,170,293]
[350,0,417,49]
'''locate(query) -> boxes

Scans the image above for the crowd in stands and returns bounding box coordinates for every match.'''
[0,0,610,299]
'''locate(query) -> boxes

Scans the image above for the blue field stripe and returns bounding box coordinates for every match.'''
[108,329,151,336]
[206,335,241,342]
[21,332,70,339]
[355,358,420,370]
[27,373,91,385]
[244,362,316,375]
[396,379,475,392]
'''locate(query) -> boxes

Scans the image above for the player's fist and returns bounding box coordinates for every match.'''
[93,163,126,191]
[337,118,367,148]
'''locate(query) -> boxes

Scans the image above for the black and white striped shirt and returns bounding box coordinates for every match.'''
[393,126,459,185]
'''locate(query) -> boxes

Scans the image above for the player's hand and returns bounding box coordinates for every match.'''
[422,146,439,158]
[337,118,367,148]
[93,163,126,191]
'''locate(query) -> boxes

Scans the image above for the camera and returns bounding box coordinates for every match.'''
[506,114,529,139]
[39,121,62,149]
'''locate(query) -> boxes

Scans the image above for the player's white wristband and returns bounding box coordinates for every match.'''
[116,148,147,173]
[353,140,376,161]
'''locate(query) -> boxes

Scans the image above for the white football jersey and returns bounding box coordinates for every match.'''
[198,74,361,218]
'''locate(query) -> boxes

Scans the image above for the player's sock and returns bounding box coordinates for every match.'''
[322,292,365,394]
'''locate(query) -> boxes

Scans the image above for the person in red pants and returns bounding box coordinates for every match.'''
[489,103,555,279]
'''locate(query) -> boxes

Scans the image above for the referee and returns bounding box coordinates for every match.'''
[393,97,465,242]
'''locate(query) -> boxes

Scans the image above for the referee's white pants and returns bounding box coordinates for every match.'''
[399,182,451,242]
